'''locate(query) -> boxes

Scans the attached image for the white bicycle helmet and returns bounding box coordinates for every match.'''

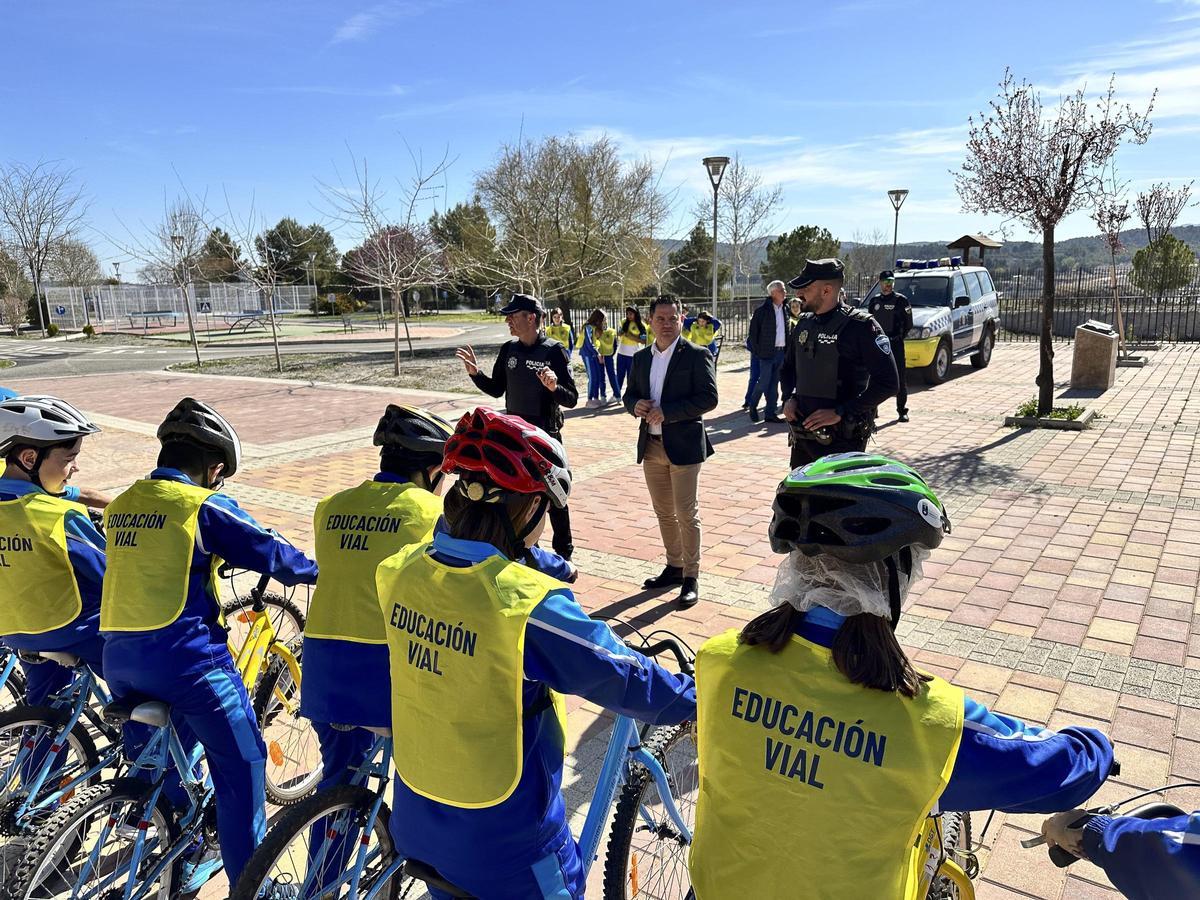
[0,396,101,456]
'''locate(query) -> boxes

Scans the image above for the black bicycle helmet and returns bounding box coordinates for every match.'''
[769,452,950,564]
[156,398,242,477]
[373,405,454,461]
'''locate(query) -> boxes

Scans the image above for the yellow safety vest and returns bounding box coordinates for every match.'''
[617,323,646,347]
[377,544,568,808]
[306,480,441,644]
[577,326,616,356]
[0,492,86,636]
[689,629,963,900]
[545,323,572,346]
[101,479,220,632]
[689,322,716,346]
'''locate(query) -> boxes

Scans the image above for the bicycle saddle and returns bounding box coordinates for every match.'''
[403,859,476,898]
[103,699,172,728]
[17,650,83,668]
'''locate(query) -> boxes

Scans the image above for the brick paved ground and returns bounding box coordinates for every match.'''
[10,341,1200,899]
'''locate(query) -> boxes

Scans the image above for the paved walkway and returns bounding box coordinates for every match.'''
[12,342,1200,899]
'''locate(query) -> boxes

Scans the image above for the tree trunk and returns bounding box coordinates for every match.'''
[179,282,202,368]
[1036,226,1055,416]
[266,286,283,373]
[401,289,415,361]
[30,268,47,337]
[1110,248,1127,356]
[392,289,401,377]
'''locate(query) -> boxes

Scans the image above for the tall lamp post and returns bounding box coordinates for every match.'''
[888,189,909,268]
[702,156,730,311]
[307,252,316,311]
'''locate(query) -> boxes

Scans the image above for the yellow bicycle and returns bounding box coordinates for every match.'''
[912,810,977,899]
[220,566,322,806]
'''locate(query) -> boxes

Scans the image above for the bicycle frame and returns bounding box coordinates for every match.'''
[578,713,692,878]
[71,716,211,900]
[912,815,975,900]
[0,649,18,694]
[3,666,121,825]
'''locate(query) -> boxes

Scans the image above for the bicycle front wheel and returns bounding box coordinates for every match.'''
[222,592,307,652]
[254,652,323,806]
[231,782,407,900]
[0,663,26,711]
[928,811,974,900]
[7,778,179,900]
[603,722,698,900]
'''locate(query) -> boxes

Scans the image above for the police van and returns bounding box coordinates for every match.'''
[862,257,1001,385]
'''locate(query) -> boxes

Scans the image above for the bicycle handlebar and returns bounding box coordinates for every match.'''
[633,637,695,676]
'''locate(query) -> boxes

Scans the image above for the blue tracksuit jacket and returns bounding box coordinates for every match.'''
[387,529,697,896]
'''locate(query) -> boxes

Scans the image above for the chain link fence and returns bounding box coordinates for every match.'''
[42,283,318,330]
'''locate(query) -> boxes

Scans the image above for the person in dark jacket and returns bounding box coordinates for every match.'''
[868,270,914,422]
[782,259,898,470]
[623,295,718,608]
[456,293,579,559]
[744,280,789,424]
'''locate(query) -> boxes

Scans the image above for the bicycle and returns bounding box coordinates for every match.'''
[0,649,29,711]
[4,694,221,898]
[0,652,123,883]
[219,566,321,807]
[231,628,699,900]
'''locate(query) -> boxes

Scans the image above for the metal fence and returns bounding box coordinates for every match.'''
[566,266,1200,346]
[43,283,318,330]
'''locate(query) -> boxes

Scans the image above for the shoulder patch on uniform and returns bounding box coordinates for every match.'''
[876,335,893,354]
[846,307,874,323]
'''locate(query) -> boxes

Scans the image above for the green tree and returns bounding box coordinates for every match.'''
[195,228,243,282]
[760,226,840,284]
[254,219,340,290]
[429,200,496,302]
[1130,234,1197,299]
[665,221,731,298]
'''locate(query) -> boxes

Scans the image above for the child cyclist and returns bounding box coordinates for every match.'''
[376,408,695,898]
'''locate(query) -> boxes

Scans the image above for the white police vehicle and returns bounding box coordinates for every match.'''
[862,257,1000,384]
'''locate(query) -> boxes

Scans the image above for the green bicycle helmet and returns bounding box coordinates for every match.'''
[769,452,950,564]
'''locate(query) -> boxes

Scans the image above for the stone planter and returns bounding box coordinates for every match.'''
[1004,408,1097,431]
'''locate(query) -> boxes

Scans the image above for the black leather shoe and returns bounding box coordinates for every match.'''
[747,408,760,423]
[644,566,684,589]
[764,414,784,424]
[678,577,699,608]
[898,411,909,423]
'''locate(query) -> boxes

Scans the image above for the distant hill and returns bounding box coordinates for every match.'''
[659,224,1200,279]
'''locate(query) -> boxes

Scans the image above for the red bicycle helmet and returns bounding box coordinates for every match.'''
[442,408,572,508]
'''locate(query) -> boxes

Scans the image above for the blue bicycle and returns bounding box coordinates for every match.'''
[230,629,697,900]
[0,652,123,882]
[0,649,29,710]
[6,695,227,899]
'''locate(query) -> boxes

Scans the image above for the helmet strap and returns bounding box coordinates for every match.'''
[884,554,902,631]
[11,446,46,489]
[507,494,550,562]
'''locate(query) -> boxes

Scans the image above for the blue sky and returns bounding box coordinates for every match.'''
[3,0,1198,268]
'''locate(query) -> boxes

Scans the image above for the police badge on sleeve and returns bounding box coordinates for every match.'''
[876,335,892,355]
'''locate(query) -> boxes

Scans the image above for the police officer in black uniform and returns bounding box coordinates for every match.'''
[868,269,914,422]
[456,293,579,558]
[782,259,899,470]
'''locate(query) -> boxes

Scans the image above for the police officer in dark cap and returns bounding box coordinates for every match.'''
[456,292,579,557]
[782,259,899,470]
[868,270,914,422]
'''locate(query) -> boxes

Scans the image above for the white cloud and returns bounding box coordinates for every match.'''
[331,1,456,45]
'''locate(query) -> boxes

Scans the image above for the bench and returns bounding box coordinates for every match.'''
[222,309,269,335]
[127,310,178,330]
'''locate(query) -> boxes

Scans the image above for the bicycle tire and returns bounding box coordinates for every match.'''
[0,705,102,822]
[231,782,405,900]
[5,777,179,900]
[253,651,323,807]
[222,592,307,653]
[0,665,27,711]
[927,811,973,900]
[603,722,698,900]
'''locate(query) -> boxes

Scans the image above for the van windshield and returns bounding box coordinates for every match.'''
[894,276,950,307]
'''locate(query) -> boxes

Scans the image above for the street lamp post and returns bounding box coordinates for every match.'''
[307,252,316,311]
[171,233,203,367]
[888,189,909,268]
[702,156,730,312]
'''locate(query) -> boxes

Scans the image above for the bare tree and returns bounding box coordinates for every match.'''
[1135,181,1193,245]
[321,148,451,374]
[109,195,209,366]
[692,155,782,299]
[0,243,31,335]
[1092,166,1132,352]
[956,70,1154,415]
[470,134,666,310]
[842,228,892,289]
[0,161,87,336]
[47,238,103,328]
[216,195,305,373]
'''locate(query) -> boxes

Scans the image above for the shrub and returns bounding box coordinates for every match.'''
[46,323,59,337]
[82,324,96,338]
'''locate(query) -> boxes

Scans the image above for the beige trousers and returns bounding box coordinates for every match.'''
[642,438,703,577]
